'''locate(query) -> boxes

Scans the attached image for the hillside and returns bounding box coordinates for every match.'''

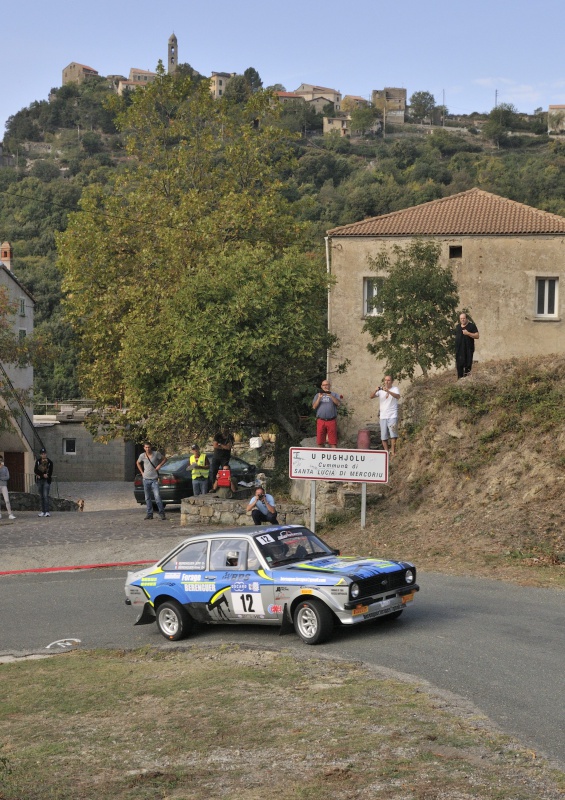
[327,355,565,589]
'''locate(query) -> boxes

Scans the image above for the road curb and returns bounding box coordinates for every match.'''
[0,560,155,576]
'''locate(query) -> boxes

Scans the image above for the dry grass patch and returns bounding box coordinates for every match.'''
[1,646,564,799]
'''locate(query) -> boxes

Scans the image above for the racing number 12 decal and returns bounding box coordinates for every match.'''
[231,586,265,616]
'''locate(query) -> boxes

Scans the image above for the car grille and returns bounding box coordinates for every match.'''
[355,570,412,598]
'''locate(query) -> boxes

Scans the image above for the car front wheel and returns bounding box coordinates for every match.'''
[293,599,333,645]
[156,600,192,641]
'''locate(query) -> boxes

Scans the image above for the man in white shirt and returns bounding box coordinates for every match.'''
[370,375,400,456]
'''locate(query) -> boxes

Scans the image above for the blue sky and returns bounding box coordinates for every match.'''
[2,0,565,137]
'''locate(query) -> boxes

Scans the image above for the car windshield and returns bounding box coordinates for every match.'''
[253,528,335,567]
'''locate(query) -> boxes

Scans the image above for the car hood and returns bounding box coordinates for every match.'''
[272,555,409,583]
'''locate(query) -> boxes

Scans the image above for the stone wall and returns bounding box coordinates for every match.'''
[181,495,307,527]
[5,492,78,512]
[38,422,136,482]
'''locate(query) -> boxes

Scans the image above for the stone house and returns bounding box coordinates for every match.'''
[294,83,341,111]
[0,242,39,487]
[34,405,136,482]
[371,87,407,125]
[209,71,237,99]
[323,115,351,136]
[62,62,99,85]
[325,188,565,437]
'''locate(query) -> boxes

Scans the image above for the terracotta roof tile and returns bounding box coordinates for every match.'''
[327,189,565,237]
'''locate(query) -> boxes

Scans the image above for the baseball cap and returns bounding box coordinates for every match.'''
[40,448,47,453]
[191,444,199,450]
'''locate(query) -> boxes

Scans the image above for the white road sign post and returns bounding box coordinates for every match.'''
[289,447,389,531]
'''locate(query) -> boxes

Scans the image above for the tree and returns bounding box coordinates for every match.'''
[409,91,436,123]
[244,67,263,93]
[350,106,378,135]
[223,74,251,104]
[266,83,286,92]
[363,240,459,379]
[58,69,334,446]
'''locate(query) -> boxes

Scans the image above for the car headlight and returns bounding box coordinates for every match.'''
[350,582,360,599]
[404,569,414,584]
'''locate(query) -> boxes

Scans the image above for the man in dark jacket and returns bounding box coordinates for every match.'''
[34,447,54,517]
[455,313,479,379]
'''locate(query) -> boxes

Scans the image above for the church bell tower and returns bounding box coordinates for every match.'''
[168,33,178,74]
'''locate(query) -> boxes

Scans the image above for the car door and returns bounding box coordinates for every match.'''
[206,538,276,624]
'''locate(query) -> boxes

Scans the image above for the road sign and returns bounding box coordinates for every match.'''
[289,447,388,484]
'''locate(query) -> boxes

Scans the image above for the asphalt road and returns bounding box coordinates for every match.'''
[1,567,563,768]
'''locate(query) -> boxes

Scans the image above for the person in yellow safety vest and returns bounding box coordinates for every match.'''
[188,444,210,496]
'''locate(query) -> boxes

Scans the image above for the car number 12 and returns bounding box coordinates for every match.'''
[231,590,265,616]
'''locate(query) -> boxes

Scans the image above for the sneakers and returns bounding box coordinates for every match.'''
[45,512,50,517]
[159,513,167,520]
[144,514,153,520]
[38,512,45,517]
[8,514,15,520]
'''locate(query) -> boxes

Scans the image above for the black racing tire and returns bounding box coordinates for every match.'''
[156,599,193,641]
[293,598,334,645]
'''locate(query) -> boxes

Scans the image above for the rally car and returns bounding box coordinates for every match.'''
[124,526,419,645]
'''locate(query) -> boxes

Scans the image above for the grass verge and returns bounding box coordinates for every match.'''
[1,645,564,799]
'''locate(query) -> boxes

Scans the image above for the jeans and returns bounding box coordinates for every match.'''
[192,478,208,496]
[251,509,279,525]
[38,480,51,514]
[143,478,164,515]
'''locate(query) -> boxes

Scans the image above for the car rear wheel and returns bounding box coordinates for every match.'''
[293,598,333,645]
[156,600,193,641]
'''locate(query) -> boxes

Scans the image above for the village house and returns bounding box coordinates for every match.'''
[0,242,39,488]
[294,83,342,111]
[62,62,99,85]
[325,189,565,437]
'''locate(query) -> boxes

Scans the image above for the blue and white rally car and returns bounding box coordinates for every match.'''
[124,526,419,645]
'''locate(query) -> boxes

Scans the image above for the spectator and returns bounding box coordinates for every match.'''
[455,312,479,379]
[0,457,16,519]
[246,486,278,525]
[210,428,234,491]
[188,444,210,496]
[34,448,53,517]
[136,442,167,520]
[370,375,400,456]
[312,379,341,448]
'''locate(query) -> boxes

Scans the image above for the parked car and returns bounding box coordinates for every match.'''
[133,454,256,506]
[124,526,419,645]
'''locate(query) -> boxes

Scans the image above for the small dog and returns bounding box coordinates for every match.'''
[77,499,85,512]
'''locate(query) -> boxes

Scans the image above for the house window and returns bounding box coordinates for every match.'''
[536,278,558,317]
[19,299,26,316]
[363,277,384,316]
[63,438,77,455]
[449,246,462,259]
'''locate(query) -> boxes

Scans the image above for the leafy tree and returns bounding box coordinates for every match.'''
[266,83,286,92]
[409,91,436,123]
[350,106,378,135]
[277,100,322,134]
[363,240,459,379]
[58,70,334,445]
[81,131,103,154]
[244,67,263,93]
[223,74,251,104]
